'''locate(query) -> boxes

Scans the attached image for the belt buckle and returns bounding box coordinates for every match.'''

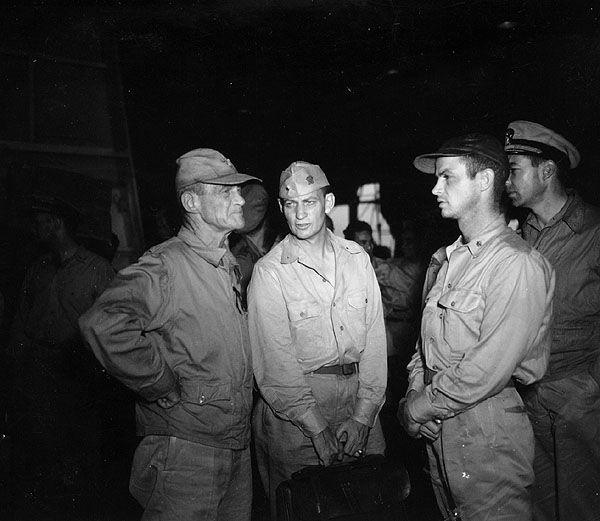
[342,363,354,376]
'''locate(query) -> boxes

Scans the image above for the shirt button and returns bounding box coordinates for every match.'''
[332,303,336,307]
[365,298,368,303]
[322,278,327,283]
[447,283,452,288]
[300,312,305,317]
[451,301,456,307]
[340,326,344,331]
[476,241,482,247]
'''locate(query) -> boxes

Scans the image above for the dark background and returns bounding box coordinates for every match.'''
[1,3,599,519]
[3,0,600,251]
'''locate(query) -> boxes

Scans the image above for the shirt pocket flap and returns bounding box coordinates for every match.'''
[438,289,481,313]
[287,300,321,322]
[347,291,368,309]
[179,379,232,405]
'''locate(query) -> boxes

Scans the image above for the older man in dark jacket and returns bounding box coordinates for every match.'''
[80,149,260,521]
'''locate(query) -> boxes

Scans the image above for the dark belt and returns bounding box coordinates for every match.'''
[313,363,359,376]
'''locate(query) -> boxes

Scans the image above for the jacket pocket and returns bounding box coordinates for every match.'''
[179,379,234,435]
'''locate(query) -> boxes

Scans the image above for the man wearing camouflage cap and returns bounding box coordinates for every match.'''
[80,149,260,520]
[248,161,387,518]
[505,121,600,521]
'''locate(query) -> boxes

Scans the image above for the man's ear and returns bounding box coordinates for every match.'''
[324,192,335,213]
[278,198,283,213]
[180,191,200,214]
[541,160,558,180]
[478,168,494,192]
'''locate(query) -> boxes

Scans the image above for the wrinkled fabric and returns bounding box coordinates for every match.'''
[80,226,254,449]
[252,374,386,521]
[520,191,600,521]
[522,191,600,381]
[248,230,387,437]
[373,256,424,359]
[130,435,252,521]
[406,216,555,521]
[428,387,535,521]
[522,373,600,521]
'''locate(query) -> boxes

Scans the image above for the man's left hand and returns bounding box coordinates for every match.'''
[335,418,369,457]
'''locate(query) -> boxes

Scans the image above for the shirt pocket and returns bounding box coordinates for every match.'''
[286,300,325,362]
[438,289,483,354]
[346,290,368,350]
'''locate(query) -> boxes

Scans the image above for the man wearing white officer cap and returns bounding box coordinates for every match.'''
[505,121,600,521]
[80,148,260,521]
[248,161,387,519]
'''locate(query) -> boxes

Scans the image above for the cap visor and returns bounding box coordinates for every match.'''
[201,173,262,185]
[413,152,467,174]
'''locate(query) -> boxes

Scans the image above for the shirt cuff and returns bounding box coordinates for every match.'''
[406,386,437,424]
[295,405,329,438]
[352,398,380,428]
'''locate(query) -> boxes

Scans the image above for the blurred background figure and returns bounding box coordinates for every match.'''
[344,221,424,368]
[343,220,426,461]
[230,182,278,306]
[7,194,115,520]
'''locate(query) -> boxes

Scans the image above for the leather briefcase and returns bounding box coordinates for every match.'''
[275,454,410,521]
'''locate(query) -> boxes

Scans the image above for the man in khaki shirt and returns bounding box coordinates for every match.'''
[399,134,555,521]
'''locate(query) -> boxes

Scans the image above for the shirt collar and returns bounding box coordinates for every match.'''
[525,190,585,233]
[279,229,362,264]
[446,215,507,258]
[177,226,230,267]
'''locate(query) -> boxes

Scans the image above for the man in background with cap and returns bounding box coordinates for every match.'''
[399,134,555,520]
[505,120,600,521]
[229,182,277,308]
[248,161,387,518]
[80,149,259,521]
[8,194,115,518]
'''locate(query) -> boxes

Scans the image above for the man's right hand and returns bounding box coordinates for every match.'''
[398,392,422,439]
[157,388,181,409]
[311,427,343,466]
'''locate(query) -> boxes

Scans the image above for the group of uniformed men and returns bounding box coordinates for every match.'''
[16,119,597,521]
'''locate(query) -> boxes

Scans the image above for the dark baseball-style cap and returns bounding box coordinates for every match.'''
[413,134,508,174]
[504,120,580,169]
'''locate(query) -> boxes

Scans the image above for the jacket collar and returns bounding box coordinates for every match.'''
[177,226,231,268]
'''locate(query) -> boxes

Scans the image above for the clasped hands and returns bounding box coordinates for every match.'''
[398,390,442,441]
[311,418,369,466]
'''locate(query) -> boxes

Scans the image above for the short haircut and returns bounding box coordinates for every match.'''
[177,181,212,200]
[523,154,570,185]
[343,220,372,240]
[464,154,508,204]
